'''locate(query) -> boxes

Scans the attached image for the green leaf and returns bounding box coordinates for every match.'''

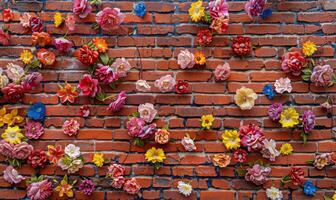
[154,162,162,170]
[99,53,109,65]
[88,65,96,74]
[306,160,314,165]
[300,132,308,144]
[132,112,140,118]
[91,23,100,30]
[27,59,41,69]
[108,57,116,65]
[96,92,107,102]
[133,137,145,147]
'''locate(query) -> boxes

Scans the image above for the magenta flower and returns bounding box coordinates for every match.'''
[78,74,99,97]
[123,178,141,195]
[24,120,44,139]
[62,118,80,136]
[126,117,145,138]
[95,64,119,84]
[27,179,53,200]
[12,142,34,160]
[214,63,231,81]
[245,164,271,185]
[112,58,131,78]
[3,165,25,184]
[79,179,95,196]
[268,103,283,121]
[177,49,195,69]
[245,0,267,19]
[209,0,229,18]
[22,72,43,91]
[311,64,334,87]
[73,0,92,19]
[53,38,73,54]
[302,110,316,133]
[96,7,125,31]
[108,91,127,112]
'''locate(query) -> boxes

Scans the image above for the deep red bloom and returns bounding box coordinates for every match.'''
[232,36,251,57]
[37,49,56,66]
[290,167,305,186]
[3,9,13,22]
[175,80,190,94]
[1,83,24,103]
[196,29,213,46]
[74,45,99,66]
[28,150,48,168]
[78,74,99,97]
[233,149,248,163]
[0,29,10,46]
[29,16,43,32]
[281,51,306,76]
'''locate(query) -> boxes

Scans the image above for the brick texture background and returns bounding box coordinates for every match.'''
[1,0,336,199]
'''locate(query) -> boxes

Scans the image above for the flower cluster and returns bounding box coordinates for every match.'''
[57,144,84,174]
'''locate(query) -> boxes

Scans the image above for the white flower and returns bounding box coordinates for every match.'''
[138,103,157,123]
[177,181,192,197]
[261,139,280,162]
[136,80,151,92]
[274,77,292,94]
[64,144,81,159]
[181,135,196,152]
[266,187,283,200]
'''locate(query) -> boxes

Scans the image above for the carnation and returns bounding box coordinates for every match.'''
[268,103,283,122]
[107,164,125,179]
[79,179,95,196]
[111,176,125,189]
[245,164,271,186]
[63,119,80,136]
[214,63,231,81]
[24,120,44,139]
[123,178,141,195]
[27,180,53,200]
[239,124,265,152]
[302,110,315,133]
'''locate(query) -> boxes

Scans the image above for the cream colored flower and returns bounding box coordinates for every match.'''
[234,87,258,110]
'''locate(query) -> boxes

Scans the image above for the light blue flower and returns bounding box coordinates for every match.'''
[134,2,146,18]
[303,180,317,196]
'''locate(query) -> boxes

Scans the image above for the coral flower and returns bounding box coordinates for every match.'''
[234,87,258,110]
[93,38,108,53]
[74,45,99,66]
[20,50,33,65]
[281,51,306,76]
[188,0,205,22]
[279,108,299,128]
[212,154,231,168]
[32,32,52,47]
[302,40,317,57]
[37,49,56,66]
[194,52,206,65]
[47,145,64,164]
[57,83,79,104]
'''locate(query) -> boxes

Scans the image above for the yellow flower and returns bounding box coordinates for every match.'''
[54,12,63,27]
[3,108,24,126]
[1,126,24,144]
[280,143,293,155]
[145,147,166,164]
[221,130,240,150]
[201,114,214,130]
[92,153,104,167]
[332,192,336,200]
[20,50,33,65]
[302,40,317,57]
[234,87,258,110]
[55,176,74,198]
[188,0,205,22]
[279,108,299,128]
[194,52,206,65]
[0,107,7,127]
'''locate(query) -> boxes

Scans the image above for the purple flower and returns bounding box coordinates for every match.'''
[268,103,283,121]
[95,64,119,84]
[245,0,266,19]
[79,179,95,196]
[22,72,43,91]
[302,110,315,133]
[126,117,145,138]
[108,91,126,112]
[138,123,156,139]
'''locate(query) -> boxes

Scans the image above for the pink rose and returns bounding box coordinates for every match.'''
[12,142,34,160]
[62,119,80,136]
[73,0,92,19]
[138,103,157,123]
[3,166,25,184]
[177,49,195,69]
[96,7,125,31]
[27,180,53,200]
[0,140,14,158]
[123,178,141,195]
[95,64,119,84]
[78,74,99,97]
[65,14,76,31]
[209,0,229,18]
[107,164,125,179]
[112,58,131,77]
[245,164,271,186]
[108,91,127,112]
[214,63,231,81]
[154,75,176,92]
[126,117,145,138]
[53,38,73,54]
[22,72,43,91]
[311,64,334,87]
[111,176,125,189]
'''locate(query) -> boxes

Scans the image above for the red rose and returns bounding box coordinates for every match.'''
[74,45,99,66]
[175,80,190,94]
[28,150,48,168]
[232,36,251,57]
[1,83,24,103]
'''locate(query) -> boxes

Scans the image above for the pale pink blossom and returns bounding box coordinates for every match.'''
[274,77,292,94]
[111,176,125,189]
[138,103,157,123]
[154,75,176,92]
[27,179,53,200]
[311,64,334,87]
[12,142,34,160]
[136,80,151,92]
[73,0,92,19]
[245,164,271,186]
[62,119,80,136]
[112,58,131,77]
[181,135,196,152]
[5,63,24,82]
[3,166,25,184]
[96,7,125,31]
[20,12,31,28]
[177,49,195,69]
[214,63,231,81]
[65,14,76,31]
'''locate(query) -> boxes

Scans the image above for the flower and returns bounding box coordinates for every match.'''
[3,9,13,22]
[134,2,147,18]
[0,29,10,46]
[78,74,99,97]
[138,123,157,139]
[123,178,141,195]
[261,139,280,161]
[311,64,334,87]
[274,77,292,94]
[177,181,193,197]
[108,91,127,112]
[232,36,251,57]
[138,103,157,123]
[126,117,145,137]
[74,45,99,66]
[111,176,125,188]
[245,0,266,18]
[290,167,305,185]
[92,153,104,167]
[245,164,271,186]
[302,41,317,57]
[47,145,64,164]
[233,149,248,163]
[314,153,331,170]
[201,114,214,130]
[80,105,90,117]
[2,84,24,103]
[303,180,317,196]
[281,51,306,76]
[196,29,213,46]
[266,187,283,200]
[55,176,74,198]
[175,80,190,94]
[210,15,229,33]
[194,51,206,65]
[2,126,24,145]
[63,119,80,136]
[79,179,95,196]
[65,14,76,31]
[107,164,125,178]
[64,144,81,159]
[221,130,240,150]
[280,143,293,155]
[53,38,73,54]
[37,49,56,66]
[112,58,132,77]
[212,154,231,168]
[27,102,46,121]
[0,140,14,158]
[0,72,8,89]
[29,16,43,32]
[239,124,265,152]
[154,75,176,92]
[302,110,315,133]
[73,0,92,18]
[181,134,196,151]
[188,0,205,22]
[333,192,336,200]
[209,0,229,18]
[28,150,48,168]
[268,103,283,121]
[57,83,79,104]
[234,87,258,110]
[1,108,24,127]
[136,80,151,92]
[263,84,275,100]
[20,50,33,65]
[96,7,125,31]
[20,12,31,28]
[24,120,44,139]
[3,165,25,184]
[155,129,170,144]
[92,38,108,53]
[214,63,231,81]
[95,64,119,84]
[54,12,63,27]
[22,72,43,91]
[12,142,34,160]
[6,63,24,82]
[177,49,195,69]
[279,107,299,128]
[58,156,83,174]
[145,147,166,164]
[32,32,51,47]
[27,179,53,200]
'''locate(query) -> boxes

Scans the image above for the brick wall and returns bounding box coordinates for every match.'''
[0,0,336,200]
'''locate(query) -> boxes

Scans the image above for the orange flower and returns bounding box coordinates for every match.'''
[212,154,231,168]
[57,83,78,104]
[93,38,108,53]
[194,52,206,65]
[32,32,52,47]
[37,49,56,66]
